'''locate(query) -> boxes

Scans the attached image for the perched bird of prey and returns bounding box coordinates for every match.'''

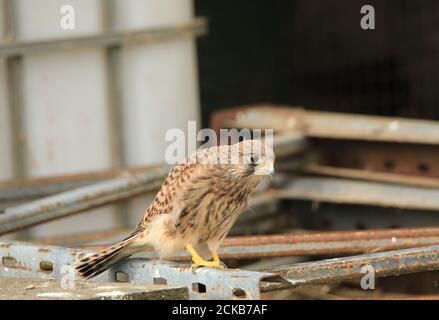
[76,139,275,278]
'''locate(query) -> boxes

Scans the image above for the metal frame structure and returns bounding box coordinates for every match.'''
[1,240,439,299]
[0,241,275,300]
[0,167,168,235]
[0,18,207,57]
[2,105,439,299]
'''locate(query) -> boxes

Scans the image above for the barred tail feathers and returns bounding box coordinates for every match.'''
[75,227,144,279]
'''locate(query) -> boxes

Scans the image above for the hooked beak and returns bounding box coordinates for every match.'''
[255,164,275,178]
[268,166,275,178]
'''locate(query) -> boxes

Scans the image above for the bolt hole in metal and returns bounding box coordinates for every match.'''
[39,261,53,272]
[350,158,361,169]
[383,159,395,170]
[355,222,367,230]
[153,277,167,285]
[417,162,429,173]
[192,282,207,293]
[2,256,16,267]
[115,271,129,282]
[232,288,247,298]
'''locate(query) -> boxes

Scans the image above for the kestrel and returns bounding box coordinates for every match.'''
[76,139,275,278]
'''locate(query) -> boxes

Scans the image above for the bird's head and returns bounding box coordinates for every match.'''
[225,139,275,181]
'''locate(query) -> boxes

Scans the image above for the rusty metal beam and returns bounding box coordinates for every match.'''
[218,105,439,145]
[0,168,167,235]
[212,105,439,190]
[309,139,439,180]
[2,241,439,297]
[304,164,439,189]
[134,233,439,260]
[261,245,439,292]
[0,164,165,202]
[276,176,439,211]
[219,228,439,259]
[67,227,439,261]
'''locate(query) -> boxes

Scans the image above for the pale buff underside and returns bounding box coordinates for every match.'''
[131,194,247,260]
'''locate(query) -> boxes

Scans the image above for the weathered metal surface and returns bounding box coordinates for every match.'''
[218,228,439,258]
[30,227,133,247]
[309,139,439,180]
[272,132,308,158]
[75,227,439,260]
[2,241,439,298]
[262,245,439,292]
[0,181,96,204]
[23,190,280,246]
[0,18,207,56]
[212,105,301,133]
[217,105,439,145]
[226,227,439,243]
[2,103,439,299]
[304,164,439,189]
[0,277,188,300]
[0,168,167,235]
[0,241,276,300]
[211,104,439,208]
[302,111,439,145]
[0,164,165,202]
[115,259,275,300]
[210,107,308,158]
[276,176,439,211]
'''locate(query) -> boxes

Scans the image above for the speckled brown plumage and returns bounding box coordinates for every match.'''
[76,140,275,278]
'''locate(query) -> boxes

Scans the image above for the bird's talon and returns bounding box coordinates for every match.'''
[186,244,226,271]
[191,259,226,270]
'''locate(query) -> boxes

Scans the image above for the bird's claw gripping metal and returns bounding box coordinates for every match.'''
[191,259,226,271]
[186,244,227,272]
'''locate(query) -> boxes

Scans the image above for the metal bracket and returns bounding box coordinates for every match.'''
[0,241,276,300]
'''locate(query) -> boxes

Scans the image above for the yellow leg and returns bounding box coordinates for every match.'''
[211,250,221,263]
[186,244,225,270]
[210,249,227,269]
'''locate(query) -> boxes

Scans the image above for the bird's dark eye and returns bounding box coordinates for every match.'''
[250,154,259,164]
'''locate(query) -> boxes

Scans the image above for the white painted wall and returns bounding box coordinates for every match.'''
[0,59,12,181]
[12,0,116,237]
[20,50,112,176]
[113,0,193,30]
[114,0,200,223]
[115,0,199,165]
